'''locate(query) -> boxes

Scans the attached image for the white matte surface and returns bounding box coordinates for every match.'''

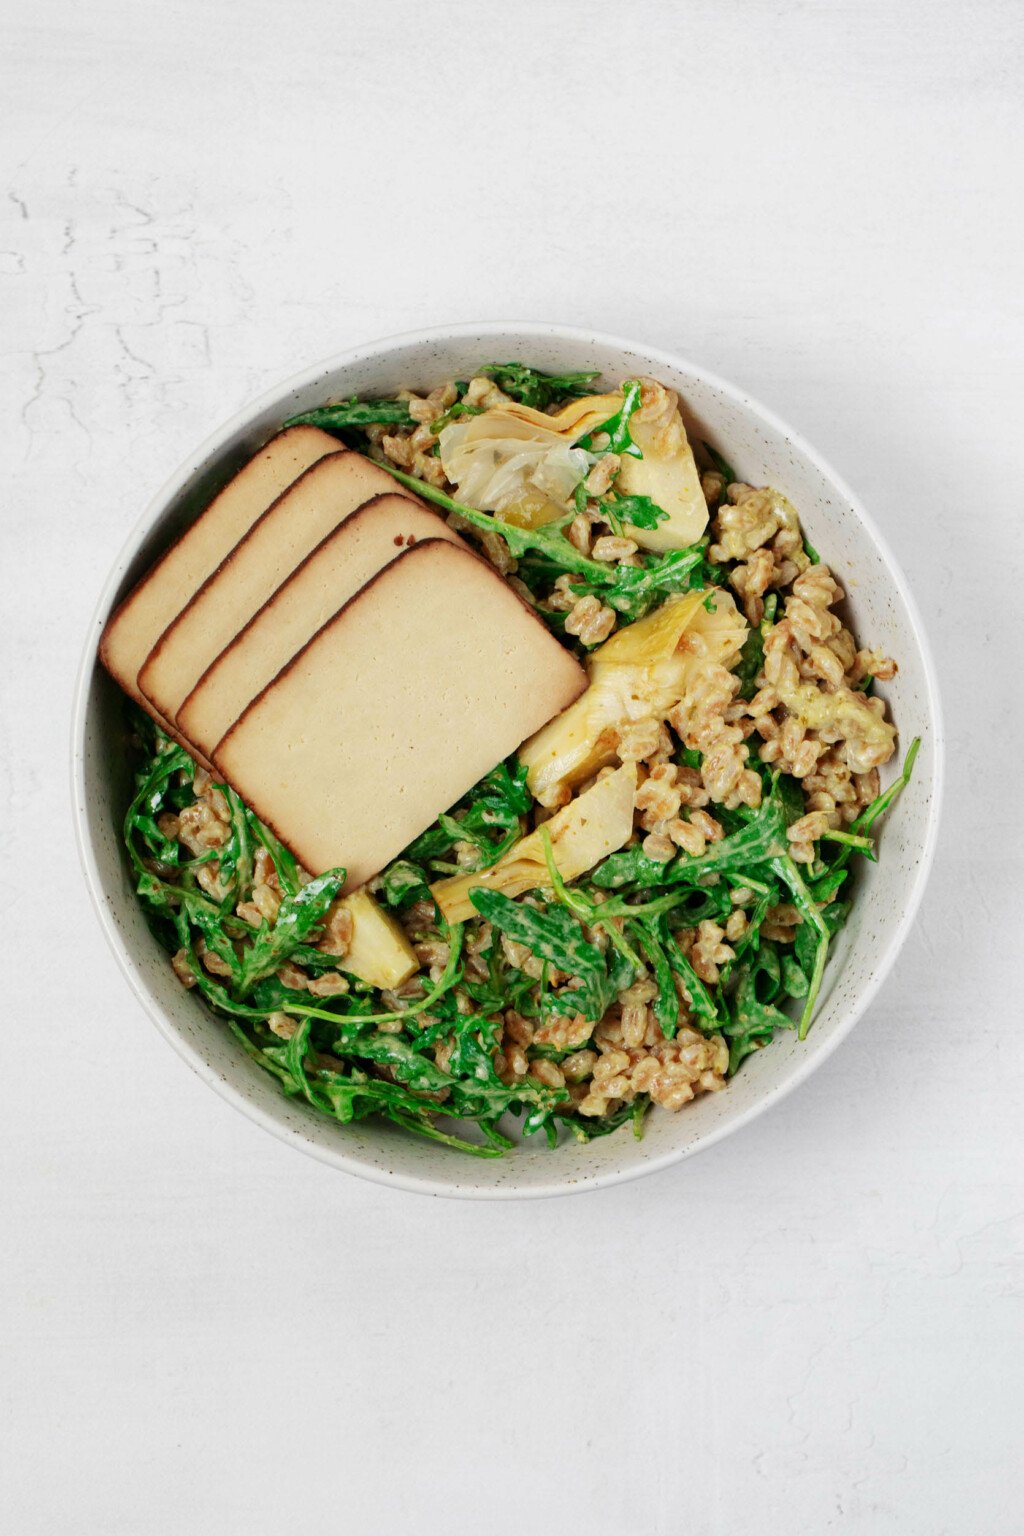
[2,2,1022,1532]
[72,320,944,1195]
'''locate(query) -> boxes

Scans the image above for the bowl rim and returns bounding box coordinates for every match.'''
[71,319,945,1199]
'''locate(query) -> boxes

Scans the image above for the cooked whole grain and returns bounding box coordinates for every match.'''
[153,371,903,1150]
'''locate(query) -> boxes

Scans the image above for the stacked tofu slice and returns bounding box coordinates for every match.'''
[100,427,587,894]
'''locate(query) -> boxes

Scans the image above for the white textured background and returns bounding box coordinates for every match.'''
[3,2,1023,1531]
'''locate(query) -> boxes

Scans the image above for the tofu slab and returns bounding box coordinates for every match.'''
[139,452,417,731]
[99,425,339,728]
[177,494,465,761]
[214,540,588,889]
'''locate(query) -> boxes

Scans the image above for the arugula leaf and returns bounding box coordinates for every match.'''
[735,592,777,700]
[364,1009,566,1123]
[285,398,413,430]
[430,399,483,432]
[168,912,265,1019]
[780,952,810,999]
[628,921,681,1038]
[529,1040,594,1065]
[469,889,612,1022]
[445,1014,503,1082]
[215,785,254,903]
[404,757,530,870]
[123,739,195,878]
[249,973,337,1017]
[462,942,539,1018]
[658,924,718,1022]
[674,797,791,881]
[796,737,920,1004]
[775,772,806,828]
[589,847,675,891]
[601,493,670,531]
[538,827,642,986]
[286,924,465,1030]
[567,1095,649,1143]
[371,465,613,576]
[849,736,921,838]
[339,1031,455,1095]
[771,853,830,1039]
[703,443,737,486]
[235,869,346,995]
[605,939,638,996]
[250,813,300,896]
[368,460,714,621]
[600,546,710,618]
[267,1028,509,1157]
[807,866,850,906]
[378,858,433,910]
[820,829,875,859]
[608,883,731,929]
[722,943,797,1072]
[594,794,789,892]
[793,898,849,979]
[384,1111,506,1158]
[579,379,644,459]
[478,362,600,410]
[426,381,478,433]
[177,889,245,979]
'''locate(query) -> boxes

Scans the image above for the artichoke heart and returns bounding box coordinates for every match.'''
[332,888,418,989]
[431,762,637,925]
[520,589,747,806]
[615,378,710,552]
[440,378,710,552]
[438,393,623,521]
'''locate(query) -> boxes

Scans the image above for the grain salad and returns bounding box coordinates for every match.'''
[121,362,917,1156]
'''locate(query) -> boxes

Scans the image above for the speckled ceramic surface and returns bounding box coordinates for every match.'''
[71,323,943,1198]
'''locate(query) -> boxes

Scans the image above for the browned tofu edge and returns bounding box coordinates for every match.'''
[97,424,342,762]
[135,447,354,722]
[98,426,337,689]
[176,491,466,750]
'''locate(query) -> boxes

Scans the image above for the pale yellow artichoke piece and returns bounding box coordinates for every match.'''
[521,589,747,805]
[496,494,568,529]
[496,395,624,438]
[431,762,637,925]
[616,378,710,552]
[439,377,710,548]
[336,889,418,989]
[438,392,622,517]
[592,587,709,669]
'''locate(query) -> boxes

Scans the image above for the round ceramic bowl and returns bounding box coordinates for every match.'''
[72,323,943,1198]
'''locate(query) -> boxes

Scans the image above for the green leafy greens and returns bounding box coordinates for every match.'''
[286,397,414,430]
[122,715,568,1157]
[578,378,644,459]
[118,365,921,1158]
[370,462,713,623]
[477,362,601,410]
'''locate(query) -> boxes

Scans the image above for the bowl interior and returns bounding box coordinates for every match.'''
[73,324,941,1197]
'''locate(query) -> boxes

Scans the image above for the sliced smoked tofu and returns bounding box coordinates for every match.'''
[177,494,464,761]
[99,425,340,730]
[214,540,588,890]
[138,452,418,734]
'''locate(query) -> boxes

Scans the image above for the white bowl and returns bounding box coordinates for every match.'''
[72,323,943,1198]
